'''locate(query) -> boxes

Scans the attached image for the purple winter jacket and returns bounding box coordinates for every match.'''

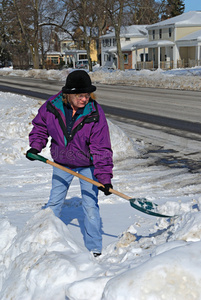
[29,91,113,184]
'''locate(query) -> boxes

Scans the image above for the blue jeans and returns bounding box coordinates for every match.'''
[43,166,102,253]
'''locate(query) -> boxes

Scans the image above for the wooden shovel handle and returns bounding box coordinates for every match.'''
[27,153,132,201]
[47,159,131,201]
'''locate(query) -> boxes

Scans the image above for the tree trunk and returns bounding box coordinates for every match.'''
[82,0,92,72]
[12,0,40,69]
[115,27,124,70]
[108,0,125,71]
[32,43,40,69]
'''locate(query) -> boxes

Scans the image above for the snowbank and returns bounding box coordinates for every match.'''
[1,66,201,91]
[103,240,201,300]
[1,209,201,299]
[0,92,139,164]
[0,209,95,300]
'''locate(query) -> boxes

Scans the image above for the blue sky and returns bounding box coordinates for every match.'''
[184,0,201,12]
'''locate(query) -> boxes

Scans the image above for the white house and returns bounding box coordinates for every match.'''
[100,25,148,69]
[133,11,201,69]
[177,29,201,67]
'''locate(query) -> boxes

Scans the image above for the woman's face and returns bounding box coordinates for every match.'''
[69,93,90,110]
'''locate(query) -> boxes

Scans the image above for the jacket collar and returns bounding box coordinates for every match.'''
[50,91,97,119]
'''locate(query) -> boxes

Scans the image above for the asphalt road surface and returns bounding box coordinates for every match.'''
[0,75,201,135]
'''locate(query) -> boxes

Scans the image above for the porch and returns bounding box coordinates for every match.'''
[133,38,201,70]
[136,59,201,70]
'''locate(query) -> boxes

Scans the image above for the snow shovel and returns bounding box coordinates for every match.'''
[27,153,174,218]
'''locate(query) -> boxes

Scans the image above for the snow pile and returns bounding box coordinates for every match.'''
[0,93,39,163]
[103,241,201,300]
[1,66,201,91]
[1,207,201,299]
[0,68,70,82]
[0,209,96,300]
[0,219,17,263]
[91,67,201,91]
[107,119,139,161]
[0,92,139,164]
[169,211,201,242]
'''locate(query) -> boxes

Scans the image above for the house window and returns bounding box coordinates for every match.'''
[107,39,111,46]
[103,38,111,47]
[113,38,117,46]
[153,48,155,61]
[169,28,172,37]
[152,30,155,40]
[104,54,109,61]
[124,54,128,64]
[79,54,87,60]
[125,37,130,41]
[51,57,58,64]
[159,29,162,39]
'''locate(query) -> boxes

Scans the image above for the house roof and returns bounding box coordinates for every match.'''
[46,51,62,55]
[177,29,201,42]
[106,39,147,53]
[62,50,87,55]
[100,25,147,39]
[121,42,139,51]
[147,11,201,29]
[106,38,174,52]
[131,39,174,49]
[106,46,117,53]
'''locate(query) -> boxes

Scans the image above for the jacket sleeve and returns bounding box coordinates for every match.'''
[29,102,49,152]
[89,104,113,185]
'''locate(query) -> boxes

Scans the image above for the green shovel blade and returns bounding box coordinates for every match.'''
[129,198,174,218]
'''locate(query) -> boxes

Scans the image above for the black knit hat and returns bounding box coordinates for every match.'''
[62,70,96,94]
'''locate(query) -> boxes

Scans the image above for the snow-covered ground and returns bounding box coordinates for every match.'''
[1,64,201,91]
[1,67,201,299]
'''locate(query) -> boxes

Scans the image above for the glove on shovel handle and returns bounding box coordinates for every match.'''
[27,152,48,163]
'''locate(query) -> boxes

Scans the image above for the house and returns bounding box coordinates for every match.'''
[62,50,88,67]
[72,27,98,63]
[45,29,97,68]
[45,51,63,68]
[133,11,201,69]
[100,25,148,69]
[177,29,201,67]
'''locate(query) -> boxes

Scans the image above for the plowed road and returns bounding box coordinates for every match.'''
[1,75,201,136]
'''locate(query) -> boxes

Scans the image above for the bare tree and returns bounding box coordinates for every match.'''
[106,0,127,71]
[5,0,73,69]
[10,0,40,68]
[0,0,12,65]
[127,0,167,25]
[162,0,185,19]
[0,0,30,68]
[91,0,110,65]
[68,0,104,71]
[106,0,167,70]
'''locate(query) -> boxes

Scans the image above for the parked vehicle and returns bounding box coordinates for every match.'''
[0,61,13,68]
[75,60,89,69]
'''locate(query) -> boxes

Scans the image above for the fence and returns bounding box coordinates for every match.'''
[136,61,154,70]
[137,60,174,70]
[136,59,200,70]
[188,59,201,68]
